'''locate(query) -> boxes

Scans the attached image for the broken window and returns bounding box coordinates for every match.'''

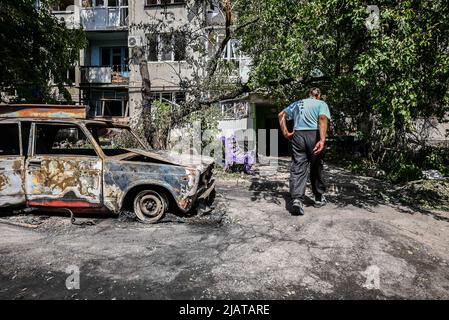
[102,100,128,117]
[0,123,20,156]
[34,124,97,157]
[87,124,146,155]
[88,90,129,117]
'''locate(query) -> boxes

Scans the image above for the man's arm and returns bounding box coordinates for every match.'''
[313,115,328,154]
[278,111,294,140]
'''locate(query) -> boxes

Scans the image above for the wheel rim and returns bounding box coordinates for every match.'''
[139,194,163,218]
[134,190,167,223]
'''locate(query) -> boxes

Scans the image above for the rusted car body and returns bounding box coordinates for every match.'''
[0,104,215,223]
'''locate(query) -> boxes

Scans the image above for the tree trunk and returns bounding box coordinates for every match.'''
[131,46,161,148]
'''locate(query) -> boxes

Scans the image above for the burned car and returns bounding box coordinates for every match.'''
[0,104,215,223]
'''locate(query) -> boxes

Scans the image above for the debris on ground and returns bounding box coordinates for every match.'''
[422,170,445,180]
[395,179,449,210]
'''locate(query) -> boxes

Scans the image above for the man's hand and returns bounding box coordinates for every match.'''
[313,140,325,154]
[284,131,294,140]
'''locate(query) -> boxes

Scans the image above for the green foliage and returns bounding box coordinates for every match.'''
[152,101,173,134]
[185,104,222,154]
[236,0,449,143]
[0,0,86,102]
[422,147,449,177]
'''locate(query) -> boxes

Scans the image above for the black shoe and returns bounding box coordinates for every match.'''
[314,195,327,208]
[292,199,305,215]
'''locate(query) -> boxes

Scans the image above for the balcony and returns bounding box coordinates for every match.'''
[80,7,128,31]
[80,65,129,85]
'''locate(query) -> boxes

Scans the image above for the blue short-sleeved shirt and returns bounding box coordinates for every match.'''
[283,98,331,130]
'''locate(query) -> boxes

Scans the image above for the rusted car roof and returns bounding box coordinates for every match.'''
[0,104,87,119]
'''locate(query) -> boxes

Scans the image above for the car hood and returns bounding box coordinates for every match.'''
[122,148,215,173]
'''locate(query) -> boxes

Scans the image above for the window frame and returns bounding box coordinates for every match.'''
[145,0,186,7]
[151,91,186,105]
[147,32,187,62]
[31,122,101,158]
[0,121,22,157]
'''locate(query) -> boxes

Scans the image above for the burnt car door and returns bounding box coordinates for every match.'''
[25,122,103,208]
[0,121,26,207]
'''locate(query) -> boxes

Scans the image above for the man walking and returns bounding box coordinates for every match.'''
[278,88,331,215]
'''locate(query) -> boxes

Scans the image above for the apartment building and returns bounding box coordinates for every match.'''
[52,1,245,116]
[51,0,292,155]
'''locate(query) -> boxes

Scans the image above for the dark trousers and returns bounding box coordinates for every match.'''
[290,130,326,201]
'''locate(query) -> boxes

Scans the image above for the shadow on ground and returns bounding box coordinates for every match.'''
[247,158,449,222]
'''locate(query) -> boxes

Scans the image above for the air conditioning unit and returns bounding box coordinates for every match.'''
[128,36,142,48]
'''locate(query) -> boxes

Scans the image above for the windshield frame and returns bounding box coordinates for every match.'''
[85,123,150,157]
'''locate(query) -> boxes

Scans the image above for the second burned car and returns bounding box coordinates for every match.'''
[0,104,216,223]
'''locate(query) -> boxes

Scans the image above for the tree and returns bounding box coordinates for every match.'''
[0,0,86,103]
[235,0,449,157]
[129,0,253,149]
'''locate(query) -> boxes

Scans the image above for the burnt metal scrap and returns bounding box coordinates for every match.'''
[0,104,216,223]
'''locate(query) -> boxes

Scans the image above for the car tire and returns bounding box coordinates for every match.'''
[133,190,167,224]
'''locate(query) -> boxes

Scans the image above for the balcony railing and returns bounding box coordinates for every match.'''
[80,65,129,84]
[80,7,128,31]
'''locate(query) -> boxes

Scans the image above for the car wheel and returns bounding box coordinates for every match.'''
[133,190,167,224]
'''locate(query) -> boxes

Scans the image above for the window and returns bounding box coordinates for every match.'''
[145,0,185,5]
[174,32,187,61]
[21,122,31,156]
[221,101,249,120]
[208,33,241,61]
[34,124,97,156]
[87,124,146,156]
[87,90,129,118]
[160,34,173,61]
[102,100,128,117]
[0,124,20,156]
[109,0,128,6]
[147,32,186,62]
[101,47,128,71]
[82,0,116,7]
[151,91,186,105]
[67,66,76,85]
[147,34,158,61]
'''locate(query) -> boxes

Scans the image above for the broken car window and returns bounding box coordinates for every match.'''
[0,123,20,156]
[34,124,97,157]
[87,124,148,156]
